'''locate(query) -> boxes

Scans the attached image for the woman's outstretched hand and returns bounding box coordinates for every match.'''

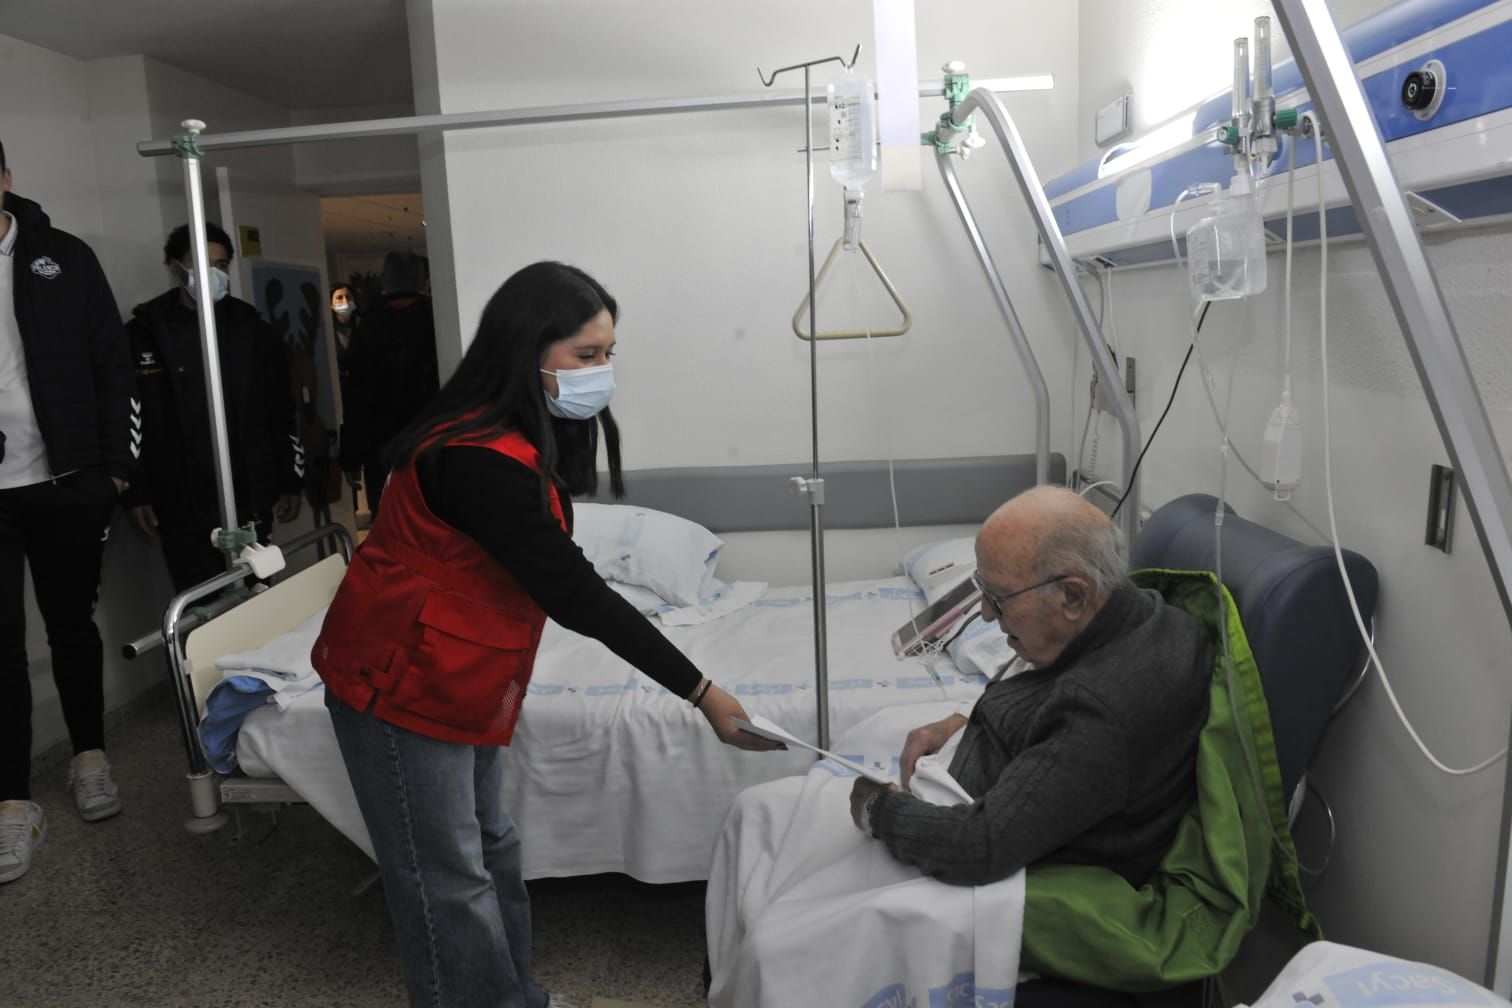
[697,684,786,751]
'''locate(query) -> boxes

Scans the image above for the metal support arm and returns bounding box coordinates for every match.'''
[935,152,1052,487]
[951,89,1140,541]
[1268,0,1512,993]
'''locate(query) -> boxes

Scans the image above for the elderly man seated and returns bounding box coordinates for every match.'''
[706,487,1220,1008]
[849,484,1212,887]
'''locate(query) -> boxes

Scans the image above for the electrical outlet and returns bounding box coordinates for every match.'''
[1425,464,1455,552]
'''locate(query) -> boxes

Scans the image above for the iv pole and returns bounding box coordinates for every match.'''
[757,46,862,750]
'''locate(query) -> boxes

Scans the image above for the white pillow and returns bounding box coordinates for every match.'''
[659,580,766,627]
[574,503,723,607]
[947,615,1017,679]
[608,581,670,616]
[903,537,978,605]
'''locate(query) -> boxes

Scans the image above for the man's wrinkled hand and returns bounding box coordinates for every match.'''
[899,713,969,789]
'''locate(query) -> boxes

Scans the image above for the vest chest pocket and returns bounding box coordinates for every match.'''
[392,590,540,734]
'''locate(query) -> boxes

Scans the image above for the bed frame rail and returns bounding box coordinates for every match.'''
[132,524,353,834]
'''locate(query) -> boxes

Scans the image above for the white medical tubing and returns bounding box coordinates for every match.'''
[1077,480,1122,499]
[1282,127,1297,398]
[846,256,910,602]
[1308,111,1506,776]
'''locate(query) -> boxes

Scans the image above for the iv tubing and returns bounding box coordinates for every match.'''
[1307,110,1505,776]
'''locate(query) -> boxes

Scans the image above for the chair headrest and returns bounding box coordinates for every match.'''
[1130,494,1379,797]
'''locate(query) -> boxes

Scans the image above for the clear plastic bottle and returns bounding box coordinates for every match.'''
[1185,172,1268,301]
[828,71,877,248]
[829,71,878,187]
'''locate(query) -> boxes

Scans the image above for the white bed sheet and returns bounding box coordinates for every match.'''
[236,576,988,882]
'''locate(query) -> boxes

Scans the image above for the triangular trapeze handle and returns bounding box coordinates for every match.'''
[792,238,913,341]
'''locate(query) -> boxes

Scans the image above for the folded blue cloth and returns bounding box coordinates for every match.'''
[199,675,277,773]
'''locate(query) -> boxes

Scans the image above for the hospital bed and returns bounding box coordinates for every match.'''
[159,453,1057,881]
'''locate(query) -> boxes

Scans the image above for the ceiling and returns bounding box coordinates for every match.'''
[323,193,427,258]
[0,0,413,110]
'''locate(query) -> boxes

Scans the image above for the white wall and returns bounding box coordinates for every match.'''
[291,103,421,196]
[1076,0,1512,982]
[410,0,1083,472]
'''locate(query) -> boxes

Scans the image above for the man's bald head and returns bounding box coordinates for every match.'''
[979,486,1129,603]
[971,486,1129,666]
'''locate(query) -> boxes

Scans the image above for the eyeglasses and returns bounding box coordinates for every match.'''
[971,571,1071,620]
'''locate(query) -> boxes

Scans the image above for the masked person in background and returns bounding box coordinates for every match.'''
[329,282,359,394]
[329,283,362,514]
[121,222,302,592]
[338,251,437,521]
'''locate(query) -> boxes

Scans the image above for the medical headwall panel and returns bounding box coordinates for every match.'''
[1046,0,1512,268]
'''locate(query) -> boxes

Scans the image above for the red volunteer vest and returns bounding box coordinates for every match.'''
[312,428,566,746]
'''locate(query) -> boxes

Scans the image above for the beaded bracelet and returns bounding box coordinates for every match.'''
[689,678,714,708]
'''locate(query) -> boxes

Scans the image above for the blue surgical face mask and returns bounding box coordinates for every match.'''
[182,265,231,304]
[540,363,615,420]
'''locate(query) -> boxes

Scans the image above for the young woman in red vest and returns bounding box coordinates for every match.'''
[312,261,778,1008]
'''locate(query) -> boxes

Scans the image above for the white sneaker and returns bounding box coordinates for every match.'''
[69,749,122,822]
[546,996,581,1008]
[0,800,46,883]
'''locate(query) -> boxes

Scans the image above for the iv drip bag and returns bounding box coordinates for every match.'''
[829,71,878,188]
[829,71,878,249]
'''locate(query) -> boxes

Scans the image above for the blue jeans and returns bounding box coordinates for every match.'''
[326,691,547,1008]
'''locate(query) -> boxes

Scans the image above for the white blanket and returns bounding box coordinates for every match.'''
[1244,941,1510,1008]
[236,577,989,881]
[707,702,1024,1008]
[213,607,326,710]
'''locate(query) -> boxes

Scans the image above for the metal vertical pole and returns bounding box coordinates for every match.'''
[761,52,857,750]
[802,64,832,751]
[1268,0,1512,992]
[174,119,240,547]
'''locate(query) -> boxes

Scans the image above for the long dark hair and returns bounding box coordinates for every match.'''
[386,261,624,502]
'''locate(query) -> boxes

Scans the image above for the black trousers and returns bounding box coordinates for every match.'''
[0,469,117,801]
[157,508,274,594]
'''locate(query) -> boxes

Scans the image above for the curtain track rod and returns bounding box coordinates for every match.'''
[136,76,1052,157]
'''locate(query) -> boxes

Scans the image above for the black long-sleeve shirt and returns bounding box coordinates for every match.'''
[416,445,702,699]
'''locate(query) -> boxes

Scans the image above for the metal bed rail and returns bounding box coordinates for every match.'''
[126,523,353,833]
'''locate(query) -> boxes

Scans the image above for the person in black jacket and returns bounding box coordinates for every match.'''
[0,140,137,884]
[121,222,302,592]
[337,251,438,521]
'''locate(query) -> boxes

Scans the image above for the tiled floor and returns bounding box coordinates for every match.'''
[2,688,709,1007]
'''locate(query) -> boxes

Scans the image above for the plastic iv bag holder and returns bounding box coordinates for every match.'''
[1186,175,1269,302]
[792,237,913,341]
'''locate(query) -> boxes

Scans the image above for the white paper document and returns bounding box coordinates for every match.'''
[731,715,894,785]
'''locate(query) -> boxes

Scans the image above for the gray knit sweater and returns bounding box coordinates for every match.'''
[870,585,1212,887]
